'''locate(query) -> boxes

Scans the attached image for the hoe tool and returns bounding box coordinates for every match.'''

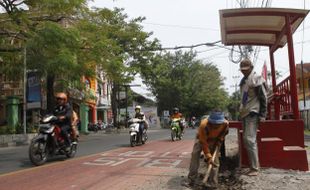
[202,145,220,184]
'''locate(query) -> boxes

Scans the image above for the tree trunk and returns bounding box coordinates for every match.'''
[46,74,55,113]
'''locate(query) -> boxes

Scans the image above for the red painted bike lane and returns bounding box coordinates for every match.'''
[0,139,193,190]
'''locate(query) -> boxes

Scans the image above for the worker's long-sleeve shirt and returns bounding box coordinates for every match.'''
[197,118,229,158]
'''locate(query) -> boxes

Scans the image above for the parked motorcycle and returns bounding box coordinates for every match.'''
[29,115,78,166]
[88,122,99,132]
[170,118,183,141]
[128,118,148,147]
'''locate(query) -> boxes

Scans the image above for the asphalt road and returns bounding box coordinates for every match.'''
[0,127,197,175]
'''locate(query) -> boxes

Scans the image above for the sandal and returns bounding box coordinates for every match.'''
[246,170,258,176]
[237,168,250,175]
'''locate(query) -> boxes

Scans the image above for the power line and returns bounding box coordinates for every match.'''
[301,0,306,60]
[158,40,221,50]
[196,47,221,54]
[153,38,310,53]
[200,50,228,60]
[153,40,243,55]
[296,25,310,33]
[228,0,272,64]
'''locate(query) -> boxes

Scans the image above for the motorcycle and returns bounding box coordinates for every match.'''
[128,118,148,147]
[88,123,99,132]
[28,115,78,166]
[190,120,196,129]
[170,118,183,141]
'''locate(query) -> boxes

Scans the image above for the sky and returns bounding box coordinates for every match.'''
[90,0,310,97]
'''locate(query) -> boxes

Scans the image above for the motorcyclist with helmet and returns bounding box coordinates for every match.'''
[134,105,148,140]
[53,92,73,152]
[170,107,184,134]
[190,116,197,129]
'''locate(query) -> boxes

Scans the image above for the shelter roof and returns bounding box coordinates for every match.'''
[219,8,309,51]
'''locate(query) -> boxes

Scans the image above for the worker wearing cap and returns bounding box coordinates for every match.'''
[239,58,267,176]
[183,110,229,188]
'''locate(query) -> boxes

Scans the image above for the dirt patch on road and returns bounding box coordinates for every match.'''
[134,155,244,190]
[136,129,310,190]
[193,155,245,190]
[137,152,310,190]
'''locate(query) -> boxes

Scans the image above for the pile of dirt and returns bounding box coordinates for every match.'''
[136,129,310,190]
[192,155,245,190]
[188,155,310,190]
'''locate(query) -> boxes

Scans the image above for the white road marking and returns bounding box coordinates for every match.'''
[84,150,189,168]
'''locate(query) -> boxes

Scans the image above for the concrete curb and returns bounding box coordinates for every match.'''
[0,133,37,148]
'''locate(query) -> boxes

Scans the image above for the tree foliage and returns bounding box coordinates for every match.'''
[75,7,159,84]
[0,1,159,114]
[141,51,229,117]
[0,1,231,121]
[227,90,241,120]
[0,0,89,79]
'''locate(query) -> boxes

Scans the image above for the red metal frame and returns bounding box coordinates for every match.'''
[222,10,306,18]
[221,8,309,171]
[267,15,300,119]
[222,11,307,116]
[285,15,300,119]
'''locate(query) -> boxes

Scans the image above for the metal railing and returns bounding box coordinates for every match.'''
[267,76,293,119]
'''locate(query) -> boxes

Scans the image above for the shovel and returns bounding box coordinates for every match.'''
[202,145,220,184]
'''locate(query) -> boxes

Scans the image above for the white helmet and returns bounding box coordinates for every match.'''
[135,105,141,110]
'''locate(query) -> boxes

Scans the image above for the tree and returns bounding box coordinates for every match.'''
[227,90,241,120]
[140,51,229,117]
[73,7,159,127]
[0,2,160,117]
[26,21,93,111]
[0,0,89,111]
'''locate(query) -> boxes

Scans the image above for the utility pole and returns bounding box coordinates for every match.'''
[23,47,27,135]
[231,75,240,120]
[232,75,240,93]
[119,84,141,128]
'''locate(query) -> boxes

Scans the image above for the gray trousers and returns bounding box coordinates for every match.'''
[242,114,260,171]
[188,139,220,185]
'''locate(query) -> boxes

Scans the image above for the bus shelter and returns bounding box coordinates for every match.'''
[219,8,309,171]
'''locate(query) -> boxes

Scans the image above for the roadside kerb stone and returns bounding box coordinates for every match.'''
[0,133,36,147]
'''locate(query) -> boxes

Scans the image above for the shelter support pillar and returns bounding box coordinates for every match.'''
[269,49,280,120]
[285,15,299,119]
